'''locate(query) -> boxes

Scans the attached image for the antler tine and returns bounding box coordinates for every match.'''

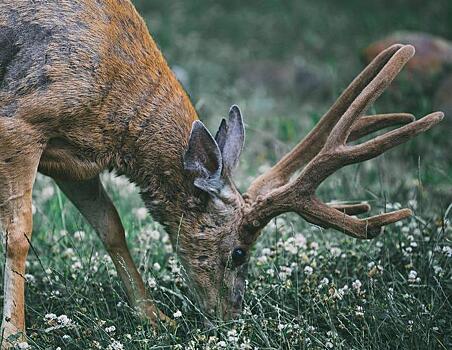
[242,44,444,241]
[328,202,371,215]
[323,45,415,150]
[348,113,415,141]
[245,44,405,201]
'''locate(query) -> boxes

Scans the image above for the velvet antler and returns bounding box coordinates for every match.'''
[241,44,443,241]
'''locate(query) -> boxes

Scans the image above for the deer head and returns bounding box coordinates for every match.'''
[177,44,443,320]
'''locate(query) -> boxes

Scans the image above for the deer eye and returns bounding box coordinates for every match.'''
[231,247,247,265]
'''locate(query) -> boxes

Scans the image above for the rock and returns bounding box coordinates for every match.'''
[434,73,452,122]
[364,32,452,76]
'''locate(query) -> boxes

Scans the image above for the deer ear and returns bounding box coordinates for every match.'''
[215,105,245,174]
[184,120,223,194]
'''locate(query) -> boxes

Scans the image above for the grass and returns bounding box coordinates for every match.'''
[1,0,451,349]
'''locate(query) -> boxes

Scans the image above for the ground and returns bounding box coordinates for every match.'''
[1,0,451,349]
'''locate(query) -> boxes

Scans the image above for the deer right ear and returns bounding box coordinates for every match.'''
[184,120,224,195]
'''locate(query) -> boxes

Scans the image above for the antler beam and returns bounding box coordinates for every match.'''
[242,44,443,241]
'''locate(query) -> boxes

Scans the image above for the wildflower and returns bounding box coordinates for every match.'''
[217,341,227,348]
[44,313,57,321]
[41,185,55,201]
[319,277,329,288]
[330,247,342,257]
[304,266,313,276]
[153,262,161,271]
[105,325,116,333]
[173,310,182,318]
[355,306,364,317]
[261,248,272,256]
[352,279,362,291]
[407,270,418,283]
[279,266,293,281]
[433,266,443,275]
[442,246,452,257]
[256,255,268,265]
[107,340,124,350]
[277,323,286,331]
[134,207,147,220]
[294,233,307,248]
[17,342,30,349]
[266,268,275,277]
[309,242,319,250]
[73,230,85,241]
[325,341,334,349]
[71,261,82,270]
[227,329,238,343]
[149,230,160,240]
[25,274,36,283]
[306,325,316,332]
[57,314,72,326]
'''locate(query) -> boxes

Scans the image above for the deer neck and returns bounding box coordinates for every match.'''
[111,66,199,233]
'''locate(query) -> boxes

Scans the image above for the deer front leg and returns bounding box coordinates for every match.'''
[0,154,41,348]
[55,176,172,327]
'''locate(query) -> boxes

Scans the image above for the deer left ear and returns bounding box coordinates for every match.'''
[184,120,224,195]
[215,105,245,174]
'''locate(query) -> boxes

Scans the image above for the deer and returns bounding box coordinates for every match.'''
[0,0,444,347]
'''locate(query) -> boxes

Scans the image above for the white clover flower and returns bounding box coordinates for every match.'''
[266,268,275,277]
[17,342,30,349]
[330,247,342,257]
[73,230,86,241]
[261,248,272,256]
[153,262,161,271]
[44,313,57,321]
[107,340,124,350]
[134,207,148,220]
[325,341,334,349]
[217,341,227,348]
[306,325,316,332]
[57,314,72,326]
[41,185,55,200]
[105,325,116,333]
[149,230,160,240]
[304,266,313,276]
[433,266,443,275]
[256,255,268,265]
[355,305,364,317]
[284,238,298,255]
[352,279,362,290]
[148,277,157,288]
[227,329,238,343]
[25,274,36,283]
[318,277,329,289]
[277,323,286,331]
[309,242,319,250]
[71,261,82,270]
[173,310,182,318]
[442,246,452,257]
[294,233,307,248]
[407,270,421,284]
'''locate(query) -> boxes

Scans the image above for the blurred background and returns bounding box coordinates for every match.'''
[133,0,452,212]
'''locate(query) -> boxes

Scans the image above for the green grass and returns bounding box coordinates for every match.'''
[1,0,451,349]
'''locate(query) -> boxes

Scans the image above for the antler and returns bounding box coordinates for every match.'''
[241,44,443,241]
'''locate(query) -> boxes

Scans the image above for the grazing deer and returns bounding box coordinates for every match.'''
[0,0,443,347]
